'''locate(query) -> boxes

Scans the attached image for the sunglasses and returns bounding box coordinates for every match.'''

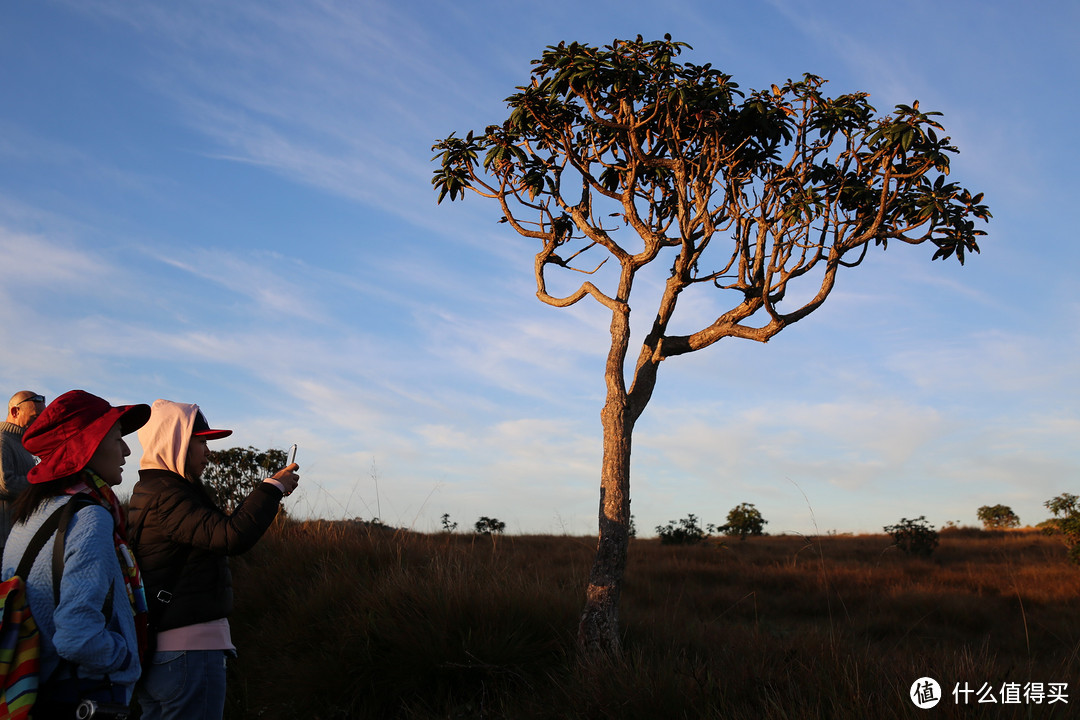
[17,394,46,406]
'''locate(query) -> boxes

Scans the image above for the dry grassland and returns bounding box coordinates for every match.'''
[226,522,1079,719]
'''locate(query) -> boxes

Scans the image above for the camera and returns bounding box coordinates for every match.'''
[75,699,130,720]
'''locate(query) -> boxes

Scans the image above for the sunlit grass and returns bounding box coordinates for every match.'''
[225,524,1080,719]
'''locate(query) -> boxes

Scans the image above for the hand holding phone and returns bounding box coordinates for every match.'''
[271,444,300,496]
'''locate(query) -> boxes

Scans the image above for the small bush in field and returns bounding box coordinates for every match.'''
[656,514,708,545]
[441,513,458,533]
[884,516,939,557]
[719,502,768,540]
[977,504,1020,530]
[474,516,506,535]
[1043,493,1080,564]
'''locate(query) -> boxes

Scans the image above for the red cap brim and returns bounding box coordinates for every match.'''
[194,429,232,440]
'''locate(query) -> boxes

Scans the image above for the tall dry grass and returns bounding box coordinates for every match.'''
[225,523,1080,719]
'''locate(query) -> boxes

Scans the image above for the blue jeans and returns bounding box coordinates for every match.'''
[135,650,228,720]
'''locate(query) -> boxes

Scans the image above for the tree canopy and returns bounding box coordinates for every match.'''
[204,445,288,514]
[1044,493,1080,564]
[976,504,1020,530]
[721,502,768,540]
[434,36,989,357]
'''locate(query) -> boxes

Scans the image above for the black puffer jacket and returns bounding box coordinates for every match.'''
[127,468,281,631]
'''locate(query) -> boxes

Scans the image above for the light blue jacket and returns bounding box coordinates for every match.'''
[1,495,140,700]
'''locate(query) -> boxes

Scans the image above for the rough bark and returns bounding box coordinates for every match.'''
[578,390,633,655]
[578,289,640,656]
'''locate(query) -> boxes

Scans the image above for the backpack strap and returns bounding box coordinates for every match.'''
[14,501,73,580]
[12,495,114,616]
[49,495,107,610]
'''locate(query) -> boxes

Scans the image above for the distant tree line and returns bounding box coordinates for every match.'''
[880,496,1080,563]
[198,455,1080,565]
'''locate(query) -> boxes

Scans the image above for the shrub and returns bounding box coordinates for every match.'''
[474,516,506,535]
[1043,493,1080,564]
[720,502,768,540]
[884,516,939,557]
[656,514,707,545]
[441,513,459,533]
[976,504,1020,530]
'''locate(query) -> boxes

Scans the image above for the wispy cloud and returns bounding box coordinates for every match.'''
[148,246,327,322]
[66,0,505,230]
[0,225,113,286]
[639,396,944,492]
[885,328,1080,398]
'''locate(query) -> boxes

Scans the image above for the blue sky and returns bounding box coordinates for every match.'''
[1,0,1076,536]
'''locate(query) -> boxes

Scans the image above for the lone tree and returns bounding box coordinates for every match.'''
[976,504,1020,530]
[474,516,507,535]
[721,502,768,540]
[432,36,989,656]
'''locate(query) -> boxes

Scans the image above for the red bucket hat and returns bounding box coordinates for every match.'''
[22,390,151,485]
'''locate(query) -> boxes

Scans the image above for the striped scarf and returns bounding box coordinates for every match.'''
[64,470,149,661]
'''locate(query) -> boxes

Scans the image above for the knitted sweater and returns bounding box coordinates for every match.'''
[0,421,35,499]
[1,496,140,699]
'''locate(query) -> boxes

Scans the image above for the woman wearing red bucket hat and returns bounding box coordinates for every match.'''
[1,389,150,717]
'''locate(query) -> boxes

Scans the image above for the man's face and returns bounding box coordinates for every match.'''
[10,396,46,428]
[185,435,210,480]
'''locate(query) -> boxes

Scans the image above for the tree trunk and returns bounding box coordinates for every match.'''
[578,399,635,660]
[578,301,636,657]
[578,393,633,655]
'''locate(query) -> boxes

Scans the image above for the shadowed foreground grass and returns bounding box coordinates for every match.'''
[225,522,1080,719]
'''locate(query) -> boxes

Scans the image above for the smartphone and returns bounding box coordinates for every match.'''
[287,444,297,466]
